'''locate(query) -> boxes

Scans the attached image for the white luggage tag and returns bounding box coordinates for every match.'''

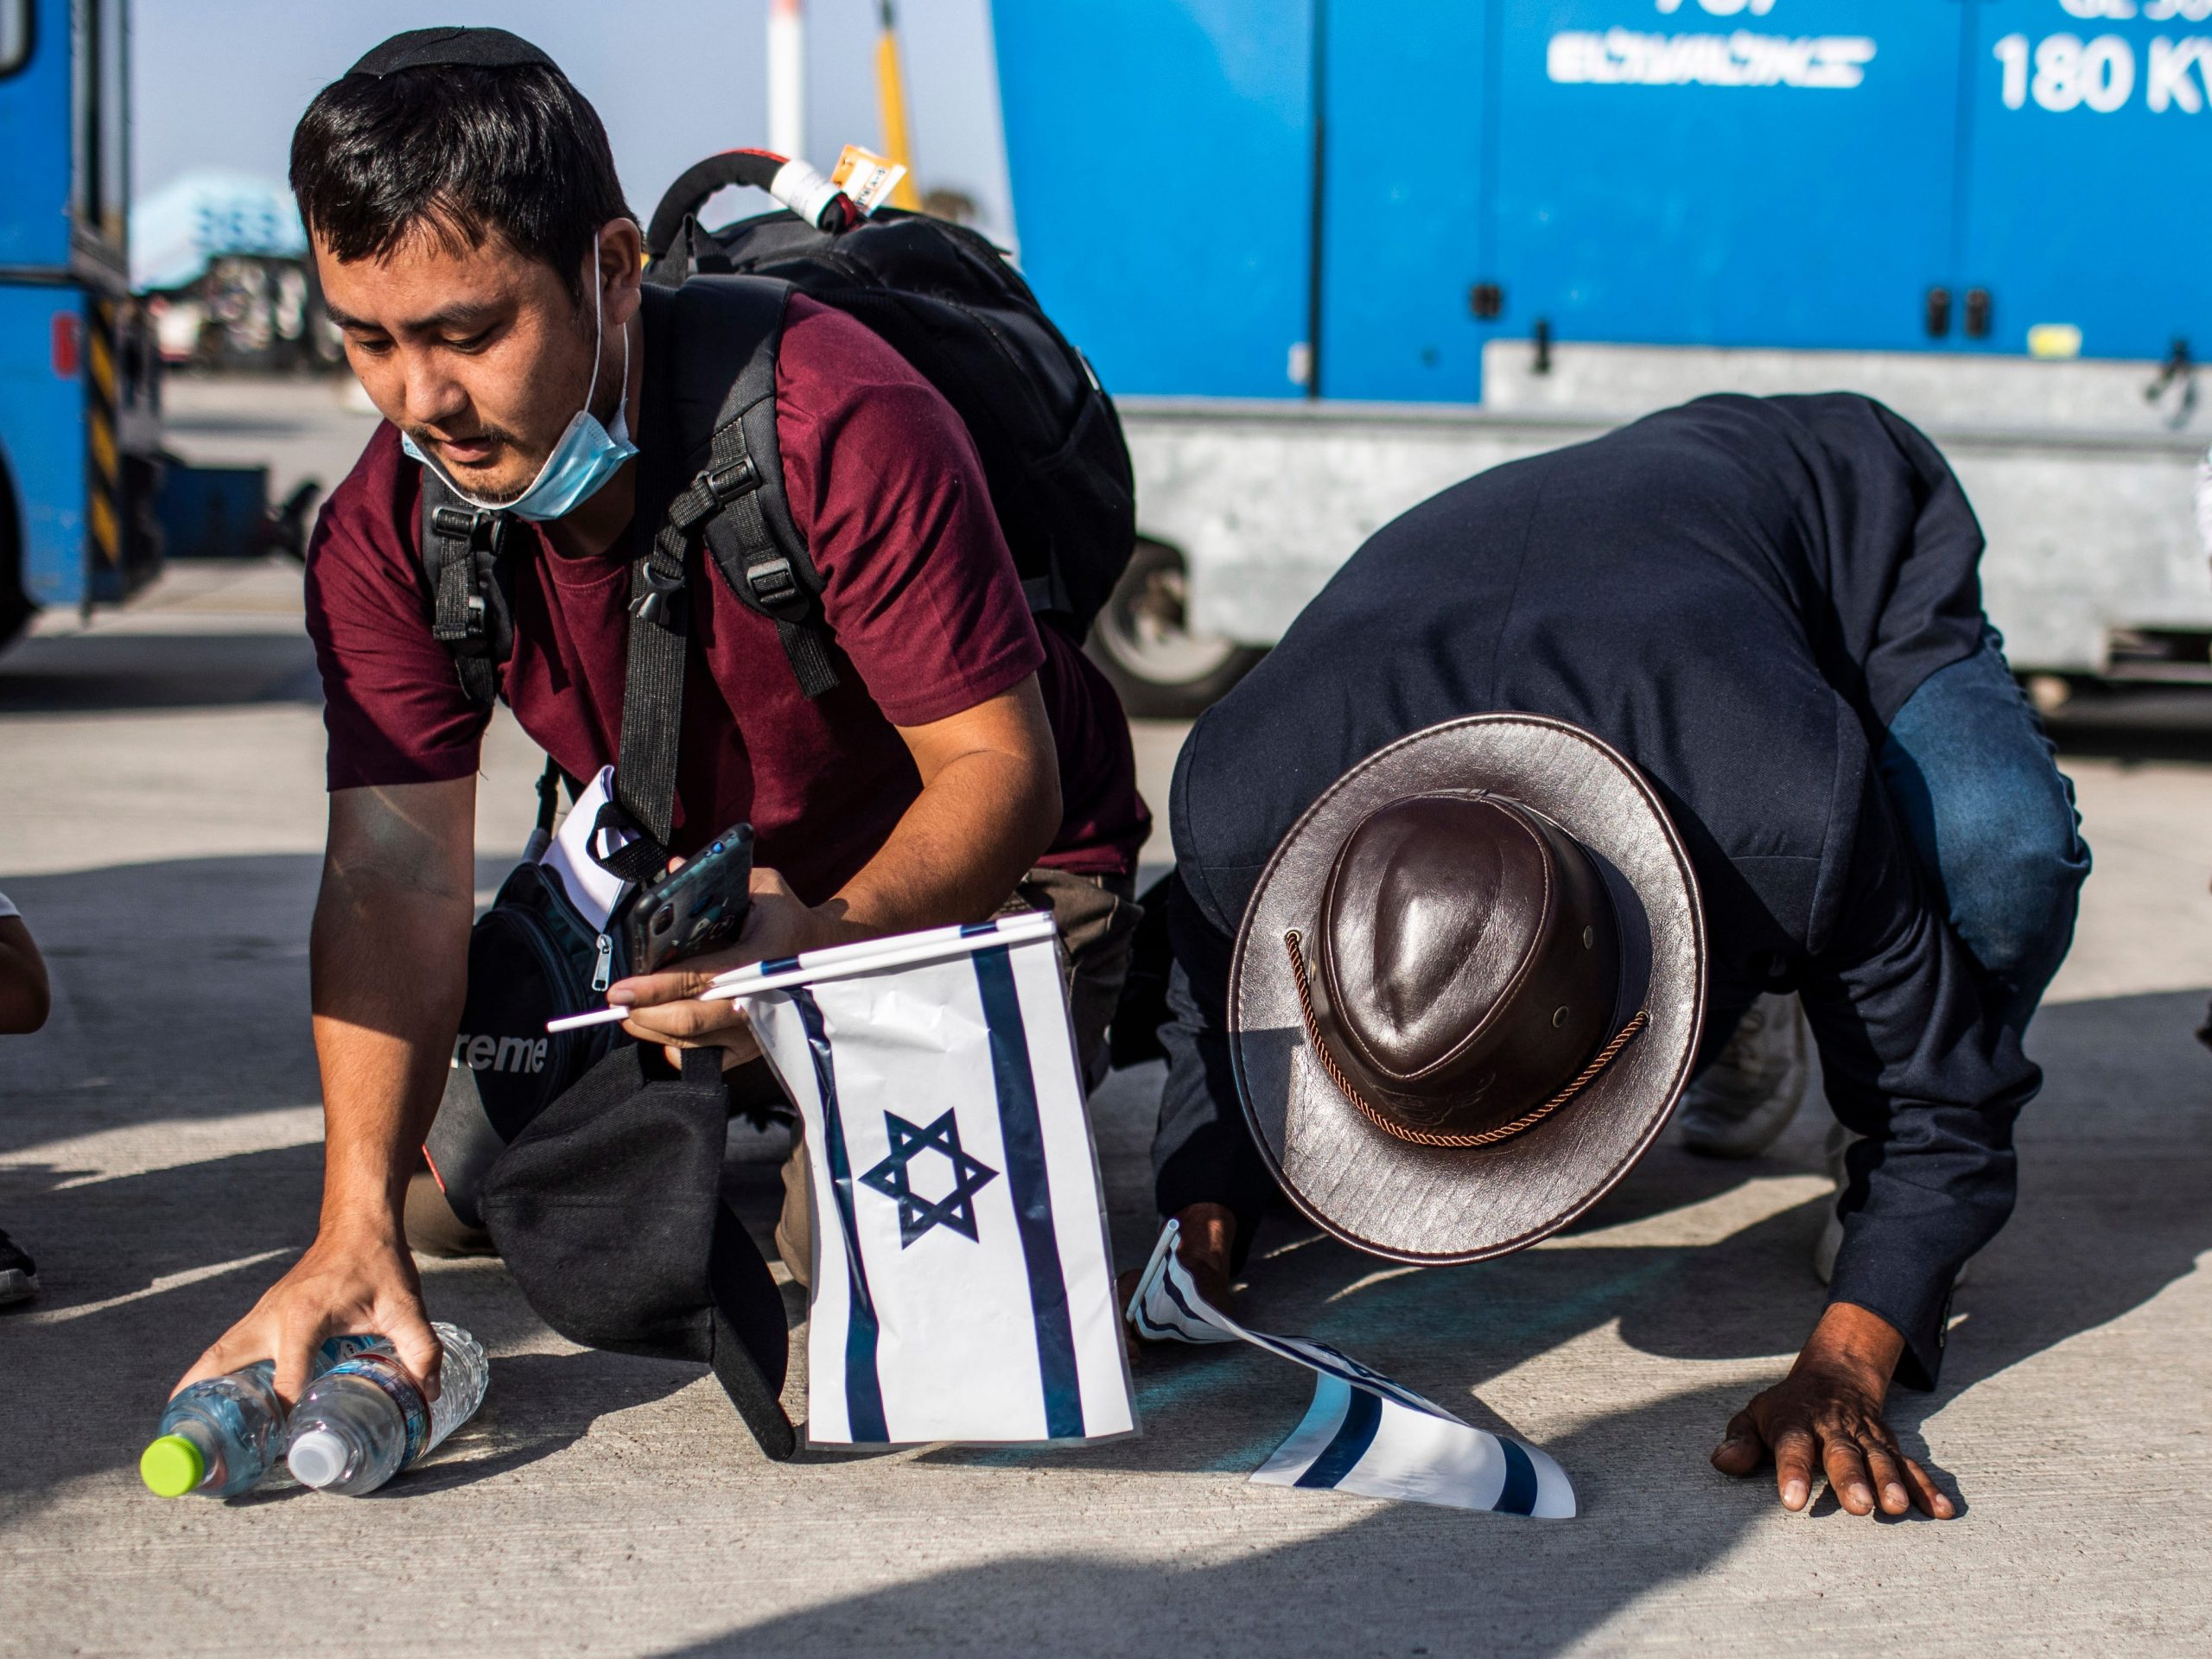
[537,766,639,931]
[831,144,909,216]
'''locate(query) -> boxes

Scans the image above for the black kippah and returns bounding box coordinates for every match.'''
[346,25,557,79]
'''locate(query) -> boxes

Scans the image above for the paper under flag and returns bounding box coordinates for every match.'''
[1128,1220,1576,1517]
[746,912,1136,1446]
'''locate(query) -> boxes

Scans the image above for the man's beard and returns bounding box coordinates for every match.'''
[405,424,535,503]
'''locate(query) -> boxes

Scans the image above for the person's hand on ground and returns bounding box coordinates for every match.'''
[1711,1300,1955,1518]
[609,865,868,1071]
[172,1225,442,1408]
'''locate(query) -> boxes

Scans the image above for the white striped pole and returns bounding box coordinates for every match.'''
[767,0,806,162]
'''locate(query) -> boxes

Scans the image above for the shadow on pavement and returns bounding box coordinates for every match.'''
[3,824,2204,1644]
[657,984,2212,1657]
[0,849,784,1518]
[2045,683,2212,765]
[0,1129,694,1514]
[1878,988,2212,1408]
[0,852,554,1158]
[655,1382,1769,1659]
[363,1351,700,1500]
[0,855,328,1154]
[0,629,320,713]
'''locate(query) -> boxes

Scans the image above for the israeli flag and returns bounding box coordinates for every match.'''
[746,912,1136,1446]
[1129,1222,1575,1518]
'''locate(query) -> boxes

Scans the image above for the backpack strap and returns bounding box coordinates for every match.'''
[409,464,679,871]
[414,460,681,869]
[418,473,514,706]
[663,276,840,701]
[641,212,734,291]
[613,274,842,855]
[410,442,688,865]
[609,462,697,854]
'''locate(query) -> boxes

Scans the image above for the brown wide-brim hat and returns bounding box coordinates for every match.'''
[1230,715,1707,1262]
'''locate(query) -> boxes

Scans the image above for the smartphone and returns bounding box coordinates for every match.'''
[623,823,755,975]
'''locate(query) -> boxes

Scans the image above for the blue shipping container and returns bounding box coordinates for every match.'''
[992,0,2212,403]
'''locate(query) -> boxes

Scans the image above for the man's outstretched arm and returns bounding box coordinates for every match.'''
[1714,778,2038,1517]
[174,778,477,1405]
[610,677,1062,1062]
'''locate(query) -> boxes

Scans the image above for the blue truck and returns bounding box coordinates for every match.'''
[994,0,2212,712]
[0,0,161,646]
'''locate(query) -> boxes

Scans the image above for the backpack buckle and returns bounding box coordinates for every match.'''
[745,555,798,606]
[630,560,688,626]
[705,456,758,500]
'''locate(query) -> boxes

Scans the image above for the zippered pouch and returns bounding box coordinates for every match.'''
[423,775,639,1228]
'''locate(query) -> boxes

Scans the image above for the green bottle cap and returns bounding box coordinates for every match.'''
[140,1433,207,1498]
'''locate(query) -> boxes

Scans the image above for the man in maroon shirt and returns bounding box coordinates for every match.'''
[176,30,1147,1407]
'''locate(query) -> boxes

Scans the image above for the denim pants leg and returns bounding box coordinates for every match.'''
[1876,628,2091,1031]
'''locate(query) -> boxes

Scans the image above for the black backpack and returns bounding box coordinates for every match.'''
[419,149,1135,748]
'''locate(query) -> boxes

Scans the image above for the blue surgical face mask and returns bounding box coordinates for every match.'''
[401,256,639,522]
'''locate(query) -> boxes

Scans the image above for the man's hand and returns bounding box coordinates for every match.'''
[172,1224,443,1408]
[1712,1300,1955,1518]
[608,866,862,1068]
[173,779,474,1411]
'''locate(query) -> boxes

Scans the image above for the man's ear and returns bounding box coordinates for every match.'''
[600,218,645,327]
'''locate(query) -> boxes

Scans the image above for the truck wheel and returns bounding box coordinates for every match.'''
[1086,538,1265,720]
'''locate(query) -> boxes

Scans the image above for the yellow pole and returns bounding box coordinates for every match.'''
[874,2,925,210]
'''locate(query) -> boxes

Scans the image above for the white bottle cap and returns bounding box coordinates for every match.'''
[286,1428,348,1490]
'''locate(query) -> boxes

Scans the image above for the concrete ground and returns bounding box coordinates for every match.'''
[3,383,2210,1654]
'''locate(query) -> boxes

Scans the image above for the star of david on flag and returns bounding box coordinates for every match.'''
[861,1110,999,1246]
[742,912,1136,1446]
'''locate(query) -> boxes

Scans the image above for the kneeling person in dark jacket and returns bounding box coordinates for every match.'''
[1147,394,2087,1519]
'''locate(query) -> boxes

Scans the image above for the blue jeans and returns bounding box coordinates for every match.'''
[1878,629,2090,1032]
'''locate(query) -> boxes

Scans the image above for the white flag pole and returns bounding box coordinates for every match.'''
[545,912,1059,1033]
[708,910,1056,989]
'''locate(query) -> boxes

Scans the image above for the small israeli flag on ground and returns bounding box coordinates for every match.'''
[1128,1221,1575,1517]
[746,912,1136,1446]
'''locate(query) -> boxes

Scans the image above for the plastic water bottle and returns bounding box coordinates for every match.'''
[285,1322,487,1496]
[139,1334,390,1500]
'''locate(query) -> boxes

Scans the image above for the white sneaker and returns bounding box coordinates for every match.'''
[1676,993,1809,1159]
[1814,1121,1850,1285]
[1813,1205,1846,1287]
[0,1227,39,1306]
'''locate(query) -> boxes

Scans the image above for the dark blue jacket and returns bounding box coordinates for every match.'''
[1156,393,2039,1388]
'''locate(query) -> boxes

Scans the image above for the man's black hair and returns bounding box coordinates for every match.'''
[289,39,633,303]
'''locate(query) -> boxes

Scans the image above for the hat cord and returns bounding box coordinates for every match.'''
[1282,930,1650,1149]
